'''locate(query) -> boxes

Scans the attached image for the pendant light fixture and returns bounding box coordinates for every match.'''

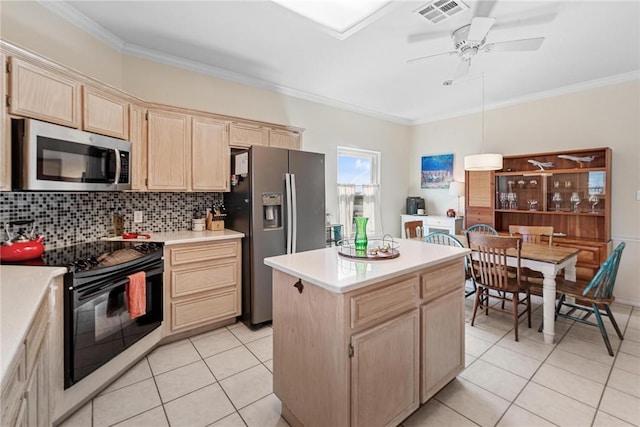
[464,73,503,171]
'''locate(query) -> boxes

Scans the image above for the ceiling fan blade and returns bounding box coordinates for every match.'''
[474,0,498,18]
[484,37,545,53]
[468,17,496,41]
[492,12,557,31]
[407,29,451,44]
[453,60,471,80]
[407,51,458,64]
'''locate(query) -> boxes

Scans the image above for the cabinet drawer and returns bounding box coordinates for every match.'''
[1,344,25,427]
[170,242,237,266]
[425,217,450,227]
[25,296,49,374]
[171,287,239,331]
[350,276,419,330]
[421,260,464,302]
[172,260,238,298]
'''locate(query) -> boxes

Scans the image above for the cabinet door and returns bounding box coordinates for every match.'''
[351,309,420,427]
[465,170,495,228]
[192,116,230,191]
[24,338,49,427]
[0,52,9,190]
[147,109,190,190]
[8,57,80,128]
[421,288,464,403]
[82,86,129,139]
[229,121,268,147]
[129,105,147,191]
[269,128,300,150]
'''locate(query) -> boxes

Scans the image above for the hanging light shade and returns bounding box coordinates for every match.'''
[464,153,503,171]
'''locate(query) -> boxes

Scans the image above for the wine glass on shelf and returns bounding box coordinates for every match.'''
[527,199,538,211]
[589,195,599,213]
[552,192,562,211]
[570,192,581,212]
[499,192,507,209]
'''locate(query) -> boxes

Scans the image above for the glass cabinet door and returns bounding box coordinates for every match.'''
[495,175,544,211]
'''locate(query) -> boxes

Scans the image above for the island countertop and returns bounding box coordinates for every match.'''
[264,238,470,293]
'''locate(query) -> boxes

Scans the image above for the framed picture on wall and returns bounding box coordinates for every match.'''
[421,154,454,189]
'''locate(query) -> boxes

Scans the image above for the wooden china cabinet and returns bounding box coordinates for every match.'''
[466,148,612,280]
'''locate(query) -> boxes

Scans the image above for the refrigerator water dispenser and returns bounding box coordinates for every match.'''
[262,193,282,228]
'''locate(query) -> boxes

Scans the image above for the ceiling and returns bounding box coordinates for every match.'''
[46,1,640,124]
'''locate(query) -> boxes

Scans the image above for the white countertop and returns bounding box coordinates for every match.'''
[102,229,244,245]
[0,265,67,379]
[264,238,470,293]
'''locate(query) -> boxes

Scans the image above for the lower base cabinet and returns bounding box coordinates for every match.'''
[1,291,50,427]
[165,239,242,335]
[273,258,465,427]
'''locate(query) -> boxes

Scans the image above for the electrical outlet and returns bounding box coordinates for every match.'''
[134,211,143,223]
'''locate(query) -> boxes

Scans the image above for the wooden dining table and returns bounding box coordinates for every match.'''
[448,235,581,345]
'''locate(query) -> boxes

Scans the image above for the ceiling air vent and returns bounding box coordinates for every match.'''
[416,0,469,24]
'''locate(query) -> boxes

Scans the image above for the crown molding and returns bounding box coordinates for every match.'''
[412,70,640,125]
[121,43,412,125]
[37,0,126,51]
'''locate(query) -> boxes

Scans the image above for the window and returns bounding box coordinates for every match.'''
[337,147,382,236]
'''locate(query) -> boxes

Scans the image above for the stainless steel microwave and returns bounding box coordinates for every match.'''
[12,118,132,191]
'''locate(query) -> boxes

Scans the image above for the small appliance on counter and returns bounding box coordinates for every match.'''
[406,197,426,215]
[1,220,45,262]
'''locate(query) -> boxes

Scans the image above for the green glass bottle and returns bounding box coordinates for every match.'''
[354,217,369,252]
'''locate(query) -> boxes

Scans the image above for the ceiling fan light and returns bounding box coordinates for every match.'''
[464,153,503,171]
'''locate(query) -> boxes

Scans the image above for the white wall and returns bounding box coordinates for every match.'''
[409,81,640,304]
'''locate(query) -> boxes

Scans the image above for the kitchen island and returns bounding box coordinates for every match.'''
[264,238,470,427]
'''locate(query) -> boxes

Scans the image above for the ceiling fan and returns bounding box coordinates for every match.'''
[407,2,550,85]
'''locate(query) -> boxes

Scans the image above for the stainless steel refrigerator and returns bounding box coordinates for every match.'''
[225,146,326,327]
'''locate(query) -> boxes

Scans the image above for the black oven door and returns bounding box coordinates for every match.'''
[64,263,163,388]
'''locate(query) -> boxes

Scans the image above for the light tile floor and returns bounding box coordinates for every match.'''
[60,296,640,427]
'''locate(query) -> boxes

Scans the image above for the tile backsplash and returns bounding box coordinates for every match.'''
[0,192,223,249]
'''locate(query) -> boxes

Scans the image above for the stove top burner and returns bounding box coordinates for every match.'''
[2,240,163,272]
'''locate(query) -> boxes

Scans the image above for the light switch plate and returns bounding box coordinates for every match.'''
[637,190,640,201]
[134,211,143,223]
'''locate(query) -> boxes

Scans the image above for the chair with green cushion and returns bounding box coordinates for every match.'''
[552,242,626,356]
[423,232,476,297]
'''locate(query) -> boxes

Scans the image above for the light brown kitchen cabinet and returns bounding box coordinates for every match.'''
[421,288,464,402]
[129,104,147,191]
[7,57,81,128]
[1,291,50,427]
[229,121,268,147]
[192,116,230,191]
[269,128,300,150]
[1,52,10,191]
[273,257,465,427]
[351,309,420,427]
[146,109,190,191]
[165,239,242,335]
[82,86,129,140]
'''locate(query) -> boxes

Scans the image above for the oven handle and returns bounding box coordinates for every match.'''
[75,266,163,301]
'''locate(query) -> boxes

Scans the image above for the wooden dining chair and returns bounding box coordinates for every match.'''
[465,223,498,241]
[552,242,626,356]
[404,220,424,238]
[508,225,554,246]
[508,225,554,290]
[468,233,532,341]
[424,232,476,297]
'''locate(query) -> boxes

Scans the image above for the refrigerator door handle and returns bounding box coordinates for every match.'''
[285,173,293,254]
[291,173,297,253]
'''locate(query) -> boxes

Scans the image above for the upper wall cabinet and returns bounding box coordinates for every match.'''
[129,104,147,191]
[82,86,129,140]
[147,109,190,191]
[1,52,10,191]
[7,57,81,128]
[269,128,300,150]
[192,116,230,192]
[229,121,268,148]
